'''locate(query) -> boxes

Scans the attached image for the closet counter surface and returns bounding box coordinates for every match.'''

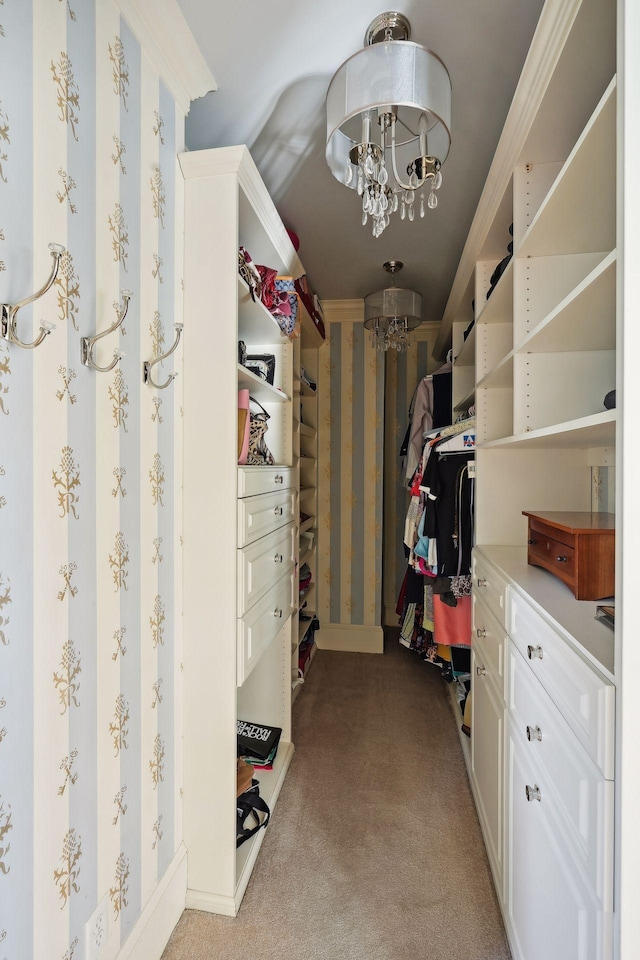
[475,545,614,681]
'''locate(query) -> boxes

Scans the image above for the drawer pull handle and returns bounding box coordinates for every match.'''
[556,555,568,563]
[526,724,542,742]
[527,644,544,661]
[476,665,486,677]
[476,628,487,639]
[274,553,283,564]
[525,784,542,803]
[274,474,284,484]
[477,578,487,588]
[527,538,537,545]
[273,608,283,618]
[274,506,284,516]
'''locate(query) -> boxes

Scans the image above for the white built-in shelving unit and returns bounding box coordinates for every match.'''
[444,0,621,957]
[180,146,306,917]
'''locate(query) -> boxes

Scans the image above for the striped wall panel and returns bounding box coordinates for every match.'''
[0,3,184,958]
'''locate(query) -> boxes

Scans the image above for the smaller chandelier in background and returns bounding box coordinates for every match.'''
[364,260,422,352]
[326,12,451,237]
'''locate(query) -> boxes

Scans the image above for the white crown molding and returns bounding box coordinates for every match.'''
[321,299,365,323]
[433,0,583,358]
[114,0,216,116]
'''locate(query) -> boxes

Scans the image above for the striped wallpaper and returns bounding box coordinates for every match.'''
[0,3,184,958]
[317,310,384,635]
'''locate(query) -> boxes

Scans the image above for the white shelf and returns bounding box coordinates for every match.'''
[515,251,616,354]
[301,381,317,398]
[238,275,289,343]
[477,258,514,325]
[479,410,616,450]
[237,364,290,402]
[235,741,295,895]
[477,351,514,390]
[517,78,616,258]
[299,423,317,439]
[300,516,315,534]
[299,544,316,568]
[454,325,476,366]
[454,389,475,414]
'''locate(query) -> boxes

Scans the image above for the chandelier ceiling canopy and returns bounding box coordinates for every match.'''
[326,11,452,237]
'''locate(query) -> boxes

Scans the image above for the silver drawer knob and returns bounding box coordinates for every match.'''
[274,553,283,564]
[525,784,542,802]
[274,474,284,484]
[527,644,544,660]
[526,724,542,742]
[476,628,487,639]
[273,608,283,618]
[476,665,487,677]
[477,578,487,588]
[527,538,537,545]
[274,506,283,516]
[556,555,568,563]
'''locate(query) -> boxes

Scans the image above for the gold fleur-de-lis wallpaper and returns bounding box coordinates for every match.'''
[0,2,185,956]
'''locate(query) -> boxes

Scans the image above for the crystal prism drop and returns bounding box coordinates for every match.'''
[428,191,438,210]
[345,164,353,186]
[409,171,418,189]
[392,194,399,213]
[420,198,425,218]
[434,171,443,189]
[362,211,368,226]
[408,205,415,222]
[401,202,406,221]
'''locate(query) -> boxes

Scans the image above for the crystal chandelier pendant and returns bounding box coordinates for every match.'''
[326,11,451,236]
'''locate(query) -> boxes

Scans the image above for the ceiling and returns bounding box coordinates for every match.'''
[177,0,545,329]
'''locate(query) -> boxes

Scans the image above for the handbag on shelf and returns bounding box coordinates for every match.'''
[238,246,262,301]
[238,389,251,464]
[236,779,271,848]
[246,397,275,465]
[245,353,276,385]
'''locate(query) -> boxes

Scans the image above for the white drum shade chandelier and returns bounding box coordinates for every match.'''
[364,260,422,352]
[326,11,452,237]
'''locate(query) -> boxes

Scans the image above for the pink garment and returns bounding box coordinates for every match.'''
[433,593,471,646]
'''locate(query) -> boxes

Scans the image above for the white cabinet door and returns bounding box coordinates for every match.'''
[506,730,612,960]
[471,647,505,900]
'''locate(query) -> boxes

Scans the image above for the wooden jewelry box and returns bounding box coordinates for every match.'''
[522,511,615,600]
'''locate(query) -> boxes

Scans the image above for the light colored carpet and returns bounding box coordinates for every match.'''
[163,634,511,960]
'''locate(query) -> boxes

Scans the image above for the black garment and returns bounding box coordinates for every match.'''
[423,451,474,577]
[432,371,452,429]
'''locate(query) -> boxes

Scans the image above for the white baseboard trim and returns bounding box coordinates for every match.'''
[117,843,187,960]
[185,888,237,917]
[316,623,384,654]
[384,604,400,628]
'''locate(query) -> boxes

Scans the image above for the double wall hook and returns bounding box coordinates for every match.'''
[81,290,131,372]
[1,242,65,349]
[143,323,183,390]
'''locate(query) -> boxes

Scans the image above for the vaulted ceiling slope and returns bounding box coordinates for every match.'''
[178,0,544,327]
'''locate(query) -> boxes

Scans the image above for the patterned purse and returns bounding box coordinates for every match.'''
[246,397,275,465]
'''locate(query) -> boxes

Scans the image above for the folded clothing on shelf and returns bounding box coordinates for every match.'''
[237,719,282,763]
[299,563,312,593]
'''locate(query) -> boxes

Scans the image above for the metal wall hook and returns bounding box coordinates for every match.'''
[81,290,131,372]
[143,323,183,389]
[1,242,65,349]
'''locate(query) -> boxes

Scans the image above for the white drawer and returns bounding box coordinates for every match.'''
[509,590,615,779]
[237,523,296,616]
[473,594,507,698]
[237,571,293,686]
[238,488,297,547]
[238,466,294,498]
[509,643,614,907]
[473,551,508,627]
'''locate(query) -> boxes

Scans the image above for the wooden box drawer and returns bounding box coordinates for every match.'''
[473,551,509,627]
[508,589,615,778]
[237,571,293,686]
[237,522,296,616]
[238,465,294,498]
[473,594,508,697]
[509,643,614,906]
[238,488,297,547]
[523,511,615,601]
